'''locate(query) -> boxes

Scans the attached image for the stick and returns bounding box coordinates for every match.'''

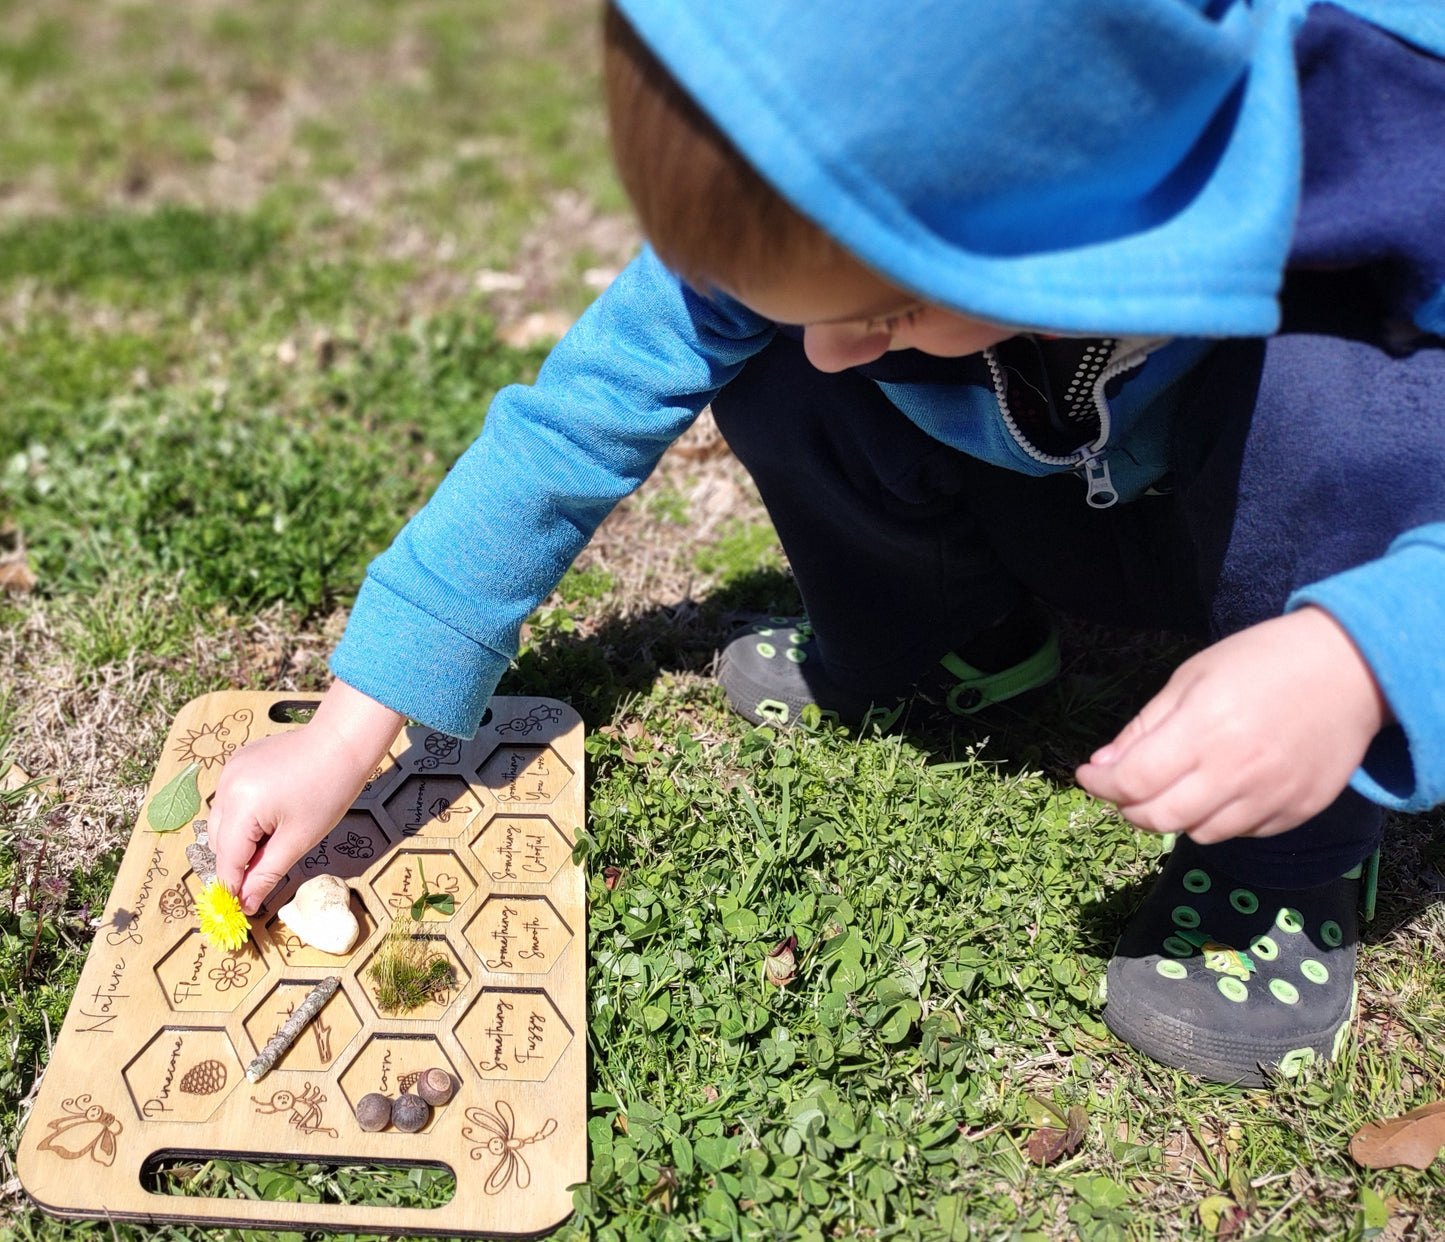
[186,820,218,888]
[245,977,342,1083]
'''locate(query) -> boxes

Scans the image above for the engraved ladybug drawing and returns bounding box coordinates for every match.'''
[158,882,193,923]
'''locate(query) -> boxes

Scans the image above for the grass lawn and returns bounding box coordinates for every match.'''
[3,3,1445,1239]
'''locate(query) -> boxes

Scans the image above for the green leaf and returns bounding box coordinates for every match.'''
[411,895,428,920]
[876,1000,921,1043]
[426,892,455,916]
[146,761,200,832]
[832,958,867,993]
[1359,1186,1388,1239]
[721,907,759,937]
[1197,1195,1236,1234]
[642,1005,669,1031]
[1023,1095,1068,1128]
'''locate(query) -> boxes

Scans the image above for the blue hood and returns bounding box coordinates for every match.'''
[614,0,1445,337]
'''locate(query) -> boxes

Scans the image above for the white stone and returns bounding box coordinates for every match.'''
[278,874,360,955]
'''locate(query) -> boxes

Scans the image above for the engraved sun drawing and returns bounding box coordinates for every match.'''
[173,709,254,770]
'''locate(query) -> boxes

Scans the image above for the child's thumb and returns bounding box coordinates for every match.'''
[237,834,296,915]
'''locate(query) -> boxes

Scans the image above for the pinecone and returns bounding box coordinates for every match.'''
[179,1060,227,1095]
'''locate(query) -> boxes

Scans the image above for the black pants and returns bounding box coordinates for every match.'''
[712,332,1445,887]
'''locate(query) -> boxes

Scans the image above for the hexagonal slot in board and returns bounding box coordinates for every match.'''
[264,813,392,915]
[382,774,482,840]
[455,988,573,1082]
[475,745,573,808]
[464,895,573,975]
[155,930,268,1012]
[338,1034,462,1134]
[124,1027,242,1122]
[371,849,475,923]
[351,750,404,808]
[243,980,363,1074]
[262,889,376,969]
[471,814,572,883]
[358,932,469,1021]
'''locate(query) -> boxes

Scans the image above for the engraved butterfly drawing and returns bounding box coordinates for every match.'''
[463,1100,558,1194]
[37,1095,123,1166]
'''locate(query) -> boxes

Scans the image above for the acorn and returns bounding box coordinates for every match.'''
[417,1067,454,1106]
[391,1093,431,1133]
[355,1093,392,1132]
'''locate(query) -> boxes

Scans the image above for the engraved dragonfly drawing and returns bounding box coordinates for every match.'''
[463,1100,558,1194]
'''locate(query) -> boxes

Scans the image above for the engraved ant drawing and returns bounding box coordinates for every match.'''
[36,1095,123,1166]
[463,1100,558,1194]
[251,1082,338,1137]
[495,705,563,737]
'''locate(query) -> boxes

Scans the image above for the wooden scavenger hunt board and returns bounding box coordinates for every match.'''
[17,691,586,1237]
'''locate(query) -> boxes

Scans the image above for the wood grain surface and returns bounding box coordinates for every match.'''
[17,691,586,1237]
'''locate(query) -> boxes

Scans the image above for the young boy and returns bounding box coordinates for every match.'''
[211,0,1445,1085]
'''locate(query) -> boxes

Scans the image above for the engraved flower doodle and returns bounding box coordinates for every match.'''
[207,954,252,991]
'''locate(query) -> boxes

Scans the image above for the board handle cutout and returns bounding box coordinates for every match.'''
[142,1151,456,1208]
[268,700,322,725]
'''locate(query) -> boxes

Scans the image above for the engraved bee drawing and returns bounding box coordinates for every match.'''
[36,1095,123,1166]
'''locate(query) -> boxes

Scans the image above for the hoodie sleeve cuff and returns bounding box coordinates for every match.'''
[1287,523,1445,812]
[329,575,511,739]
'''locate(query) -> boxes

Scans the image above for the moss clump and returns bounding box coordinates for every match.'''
[366,921,454,1013]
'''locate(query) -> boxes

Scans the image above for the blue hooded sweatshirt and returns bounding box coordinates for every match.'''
[332,0,1445,814]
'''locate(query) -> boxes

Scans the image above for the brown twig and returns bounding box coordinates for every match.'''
[245,976,342,1083]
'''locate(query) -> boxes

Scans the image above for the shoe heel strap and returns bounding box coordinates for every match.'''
[939,625,1061,713]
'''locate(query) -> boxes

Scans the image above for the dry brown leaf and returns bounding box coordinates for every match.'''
[1026,1104,1087,1165]
[1,762,57,796]
[0,553,36,593]
[1350,1100,1445,1169]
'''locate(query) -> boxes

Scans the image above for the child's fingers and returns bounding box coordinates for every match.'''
[237,831,301,915]
[1087,677,1188,766]
[1077,717,1198,809]
[1112,769,1237,836]
[211,809,269,901]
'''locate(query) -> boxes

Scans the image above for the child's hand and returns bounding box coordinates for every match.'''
[1076,607,1391,844]
[210,680,405,914]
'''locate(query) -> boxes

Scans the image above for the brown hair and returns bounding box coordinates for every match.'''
[603,2,841,295]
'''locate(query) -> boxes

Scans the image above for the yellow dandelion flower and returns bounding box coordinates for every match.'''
[196,880,250,950]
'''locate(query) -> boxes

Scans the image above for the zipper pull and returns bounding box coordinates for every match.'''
[1081,454,1118,509]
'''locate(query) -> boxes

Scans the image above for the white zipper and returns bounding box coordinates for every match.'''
[984,336,1168,510]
